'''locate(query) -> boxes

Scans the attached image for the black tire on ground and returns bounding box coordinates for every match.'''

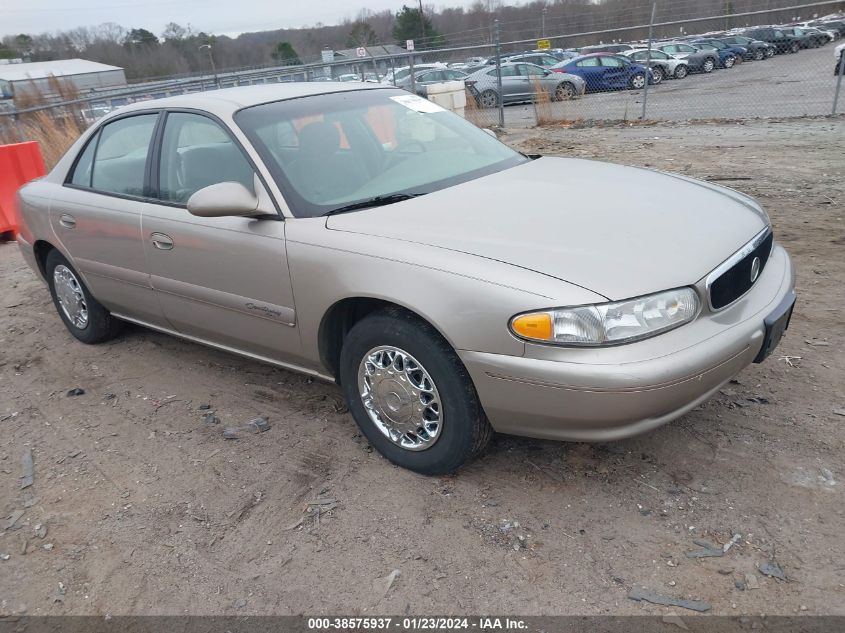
[766,47,775,58]
[724,55,736,68]
[479,89,499,108]
[674,64,688,79]
[339,308,493,475]
[790,41,800,53]
[753,49,765,61]
[650,66,664,84]
[554,81,576,101]
[703,58,716,73]
[629,72,646,89]
[45,249,123,344]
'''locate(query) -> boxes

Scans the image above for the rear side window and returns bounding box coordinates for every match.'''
[90,114,158,197]
[69,135,97,187]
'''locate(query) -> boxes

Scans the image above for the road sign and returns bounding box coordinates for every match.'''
[356,47,367,58]
[406,39,415,52]
[537,39,551,50]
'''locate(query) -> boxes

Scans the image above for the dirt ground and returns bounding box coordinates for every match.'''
[1,119,843,618]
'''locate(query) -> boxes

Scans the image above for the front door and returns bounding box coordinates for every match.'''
[141,111,302,364]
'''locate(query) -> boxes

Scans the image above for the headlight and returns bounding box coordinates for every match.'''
[510,287,699,346]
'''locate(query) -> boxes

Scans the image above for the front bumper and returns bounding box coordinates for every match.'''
[460,243,795,442]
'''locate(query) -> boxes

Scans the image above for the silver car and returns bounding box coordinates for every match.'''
[464,62,586,107]
[16,84,795,474]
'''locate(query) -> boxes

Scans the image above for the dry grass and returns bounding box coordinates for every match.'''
[0,76,88,171]
[531,77,555,126]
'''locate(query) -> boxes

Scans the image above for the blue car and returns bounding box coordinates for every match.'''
[551,53,653,91]
[691,39,745,68]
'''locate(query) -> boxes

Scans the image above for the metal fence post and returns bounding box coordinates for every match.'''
[409,51,416,94]
[641,2,657,120]
[494,19,504,128]
[834,48,845,115]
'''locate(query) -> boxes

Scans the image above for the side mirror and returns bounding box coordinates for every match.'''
[187,181,260,218]
[188,174,275,219]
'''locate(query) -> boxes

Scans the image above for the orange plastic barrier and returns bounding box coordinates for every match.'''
[0,141,46,240]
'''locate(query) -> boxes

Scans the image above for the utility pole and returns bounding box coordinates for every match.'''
[419,0,426,42]
[198,44,218,88]
[542,7,547,39]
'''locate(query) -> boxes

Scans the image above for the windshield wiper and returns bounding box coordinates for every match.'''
[323,193,425,217]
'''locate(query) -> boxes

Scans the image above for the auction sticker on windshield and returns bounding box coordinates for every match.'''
[390,94,446,113]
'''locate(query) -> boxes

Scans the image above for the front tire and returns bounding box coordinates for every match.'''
[674,64,689,79]
[554,81,576,101]
[339,308,492,475]
[790,41,800,53]
[630,72,646,89]
[46,250,123,344]
[753,48,765,61]
[724,55,736,68]
[702,58,716,73]
[479,89,499,108]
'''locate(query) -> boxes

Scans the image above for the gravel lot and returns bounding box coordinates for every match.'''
[1,118,844,618]
[485,45,845,127]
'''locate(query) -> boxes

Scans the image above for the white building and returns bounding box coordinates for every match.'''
[0,59,127,99]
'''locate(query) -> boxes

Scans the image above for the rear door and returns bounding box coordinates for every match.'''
[573,56,603,90]
[141,110,302,363]
[598,55,627,88]
[52,111,168,327]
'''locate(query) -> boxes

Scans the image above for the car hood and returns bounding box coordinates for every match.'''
[326,157,768,301]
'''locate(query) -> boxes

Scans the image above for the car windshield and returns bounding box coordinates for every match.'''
[235,88,527,218]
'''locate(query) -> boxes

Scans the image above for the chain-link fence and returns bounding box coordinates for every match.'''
[1,0,844,140]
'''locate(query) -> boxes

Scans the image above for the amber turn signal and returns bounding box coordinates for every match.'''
[510,312,553,341]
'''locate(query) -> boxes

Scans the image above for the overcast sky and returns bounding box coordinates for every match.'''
[4,0,490,38]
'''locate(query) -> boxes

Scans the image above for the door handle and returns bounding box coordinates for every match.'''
[59,214,76,229]
[150,233,174,250]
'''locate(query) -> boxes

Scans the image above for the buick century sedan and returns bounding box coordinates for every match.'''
[16,84,795,474]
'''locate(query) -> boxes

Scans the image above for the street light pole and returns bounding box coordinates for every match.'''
[542,7,547,38]
[199,44,218,88]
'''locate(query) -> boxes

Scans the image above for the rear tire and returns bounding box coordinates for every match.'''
[650,66,664,84]
[790,41,800,53]
[765,47,775,58]
[339,308,492,475]
[724,55,736,68]
[45,250,123,344]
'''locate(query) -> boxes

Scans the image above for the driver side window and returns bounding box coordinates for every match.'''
[158,112,255,204]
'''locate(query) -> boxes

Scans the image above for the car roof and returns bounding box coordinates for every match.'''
[105,83,388,118]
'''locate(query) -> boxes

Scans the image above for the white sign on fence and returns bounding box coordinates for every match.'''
[356,47,367,58]
[406,39,415,52]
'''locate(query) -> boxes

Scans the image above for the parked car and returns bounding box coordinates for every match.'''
[579,44,636,55]
[779,26,829,48]
[796,21,840,41]
[501,52,564,68]
[337,74,361,82]
[551,54,653,91]
[622,48,688,81]
[15,84,796,474]
[741,27,802,54]
[536,48,579,61]
[465,62,585,106]
[816,20,845,37]
[690,40,741,68]
[396,68,468,97]
[655,42,721,73]
[717,34,775,60]
[381,63,445,86]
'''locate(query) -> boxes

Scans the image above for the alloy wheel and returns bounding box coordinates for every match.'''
[53,265,88,329]
[480,90,498,108]
[555,82,574,100]
[358,346,442,451]
[631,73,646,89]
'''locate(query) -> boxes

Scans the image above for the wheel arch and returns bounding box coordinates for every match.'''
[33,239,57,279]
[318,296,458,383]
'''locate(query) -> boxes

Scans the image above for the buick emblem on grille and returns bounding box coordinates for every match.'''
[750,256,761,283]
